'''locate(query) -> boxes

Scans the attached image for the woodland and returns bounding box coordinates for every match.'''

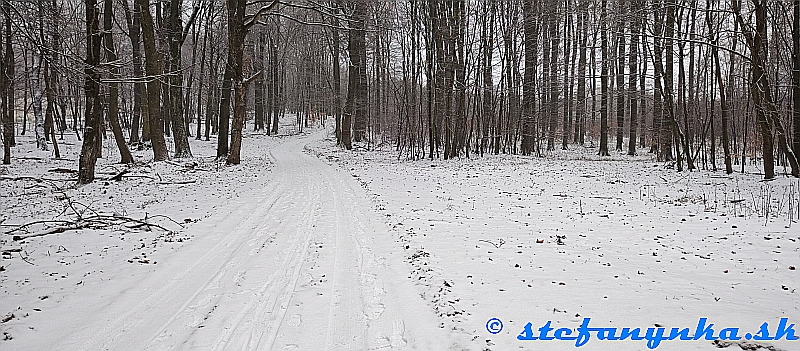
[2,1,800,349]
[0,0,799,180]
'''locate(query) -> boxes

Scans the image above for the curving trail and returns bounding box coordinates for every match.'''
[53,132,448,351]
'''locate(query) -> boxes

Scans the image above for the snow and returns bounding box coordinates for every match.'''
[309,135,800,351]
[1,119,798,351]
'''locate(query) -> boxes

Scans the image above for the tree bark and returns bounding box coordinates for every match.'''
[1,0,12,164]
[349,0,367,143]
[166,0,193,158]
[136,0,169,161]
[615,6,626,152]
[123,0,145,145]
[599,0,610,156]
[104,0,133,164]
[628,0,641,156]
[78,0,103,183]
[707,0,732,173]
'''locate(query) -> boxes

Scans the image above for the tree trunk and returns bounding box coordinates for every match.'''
[546,4,559,152]
[707,0,732,173]
[598,0,610,156]
[78,0,103,183]
[135,0,168,161]
[349,0,368,143]
[615,6,626,152]
[223,0,247,163]
[331,13,341,144]
[32,5,46,151]
[123,0,144,145]
[1,0,12,164]
[254,30,265,131]
[225,0,277,164]
[651,0,663,155]
[628,0,641,156]
[104,0,133,164]
[167,0,192,158]
[575,0,587,146]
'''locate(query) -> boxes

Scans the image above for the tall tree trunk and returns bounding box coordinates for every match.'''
[349,0,368,143]
[662,0,676,163]
[167,0,192,158]
[521,0,537,155]
[225,0,276,164]
[32,3,47,151]
[598,0,610,156]
[78,0,103,183]
[104,0,133,163]
[254,30,265,131]
[223,0,247,163]
[628,0,641,156]
[546,3,559,152]
[482,0,495,156]
[1,0,12,164]
[196,8,209,140]
[615,5,626,152]
[343,0,367,148]
[331,12,342,144]
[136,0,168,161]
[270,29,280,135]
[707,0,732,173]
[575,0,587,146]
[651,0,663,155]
[123,0,144,145]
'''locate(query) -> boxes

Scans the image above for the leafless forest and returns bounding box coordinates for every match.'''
[1,0,800,181]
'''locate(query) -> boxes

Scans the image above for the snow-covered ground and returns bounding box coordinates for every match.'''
[308,132,800,351]
[2,118,799,351]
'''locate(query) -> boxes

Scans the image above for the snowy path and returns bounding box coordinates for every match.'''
[43,132,448,351]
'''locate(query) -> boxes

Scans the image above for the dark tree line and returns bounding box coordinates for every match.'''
[0,0,799,181]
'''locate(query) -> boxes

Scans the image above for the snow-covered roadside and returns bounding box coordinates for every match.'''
[308,139,800,351]
[0,124,294,347]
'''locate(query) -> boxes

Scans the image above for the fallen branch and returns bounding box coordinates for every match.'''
[109,169,130,181]
[478,238,506,249]
[158,180,196,185]
[6,214,180,241]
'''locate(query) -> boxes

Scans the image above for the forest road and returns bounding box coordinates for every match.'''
[55,131,449,351]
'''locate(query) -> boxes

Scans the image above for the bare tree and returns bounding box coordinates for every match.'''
[78,0,103,183]
[103,0,133,164]
[136,0,169,161]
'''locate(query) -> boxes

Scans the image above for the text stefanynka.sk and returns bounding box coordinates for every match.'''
[485,317,799,349]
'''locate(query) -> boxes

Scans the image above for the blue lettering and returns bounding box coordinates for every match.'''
[574,318,600,347]
[753,322,772,341]
[597,328,619,340]
[693,318,717,340]
[619,328,645,341]
[668,327,692,340]
[538,321,555,340]
[555,327,577,341]
[517,322,536,340]
[773,318,799,341]
[645,327,668,349]
[718,328,741,341]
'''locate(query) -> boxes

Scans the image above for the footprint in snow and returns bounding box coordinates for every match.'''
[287,314,302,327]
[390,319,407,348]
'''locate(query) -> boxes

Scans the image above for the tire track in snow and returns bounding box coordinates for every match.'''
[61,177,289,351]
[54,130,452,351]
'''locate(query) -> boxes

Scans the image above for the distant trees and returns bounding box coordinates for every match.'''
[0,0,798,181]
